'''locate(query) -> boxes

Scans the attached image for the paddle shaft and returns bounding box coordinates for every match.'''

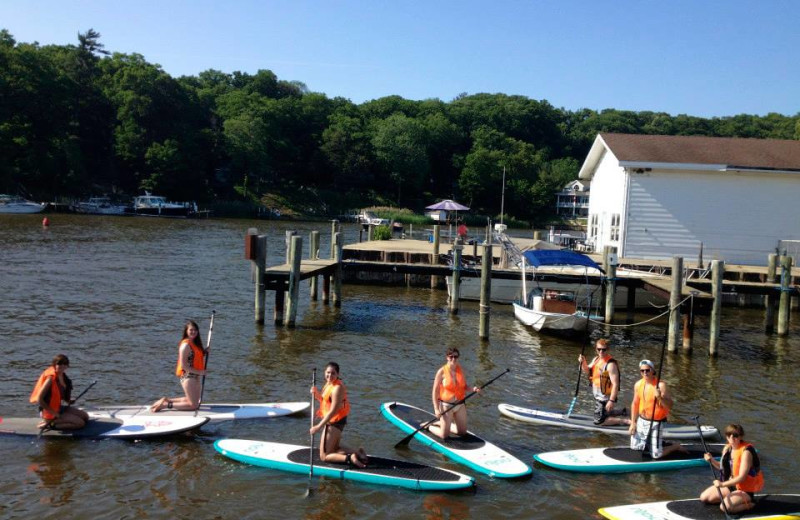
[395,368,510,448]
[694,416,732,519]
[198,311,215,408]
[567,294,593,417]
[305,368,316,496]
[642,320,670,453]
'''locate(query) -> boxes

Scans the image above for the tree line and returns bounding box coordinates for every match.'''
[2,29,798,222]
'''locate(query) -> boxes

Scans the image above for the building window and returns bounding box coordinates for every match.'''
[589,214,598,243]
[610,213,620,242]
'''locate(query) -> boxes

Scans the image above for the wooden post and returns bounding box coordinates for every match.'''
[765,253,778,333]
[430,225,440,288]
[285,235,303,327]
[682,292,696,351]
[709,260,724,356]
[330,220,339,259]
[668,256,683,353]
[367,224,374,242]
[601,246,616,318]
[472,240,478,259]
[626,284,636,324]
[604,262,617,324]
[322,275,330,304]
[333,232,343,307]
[250,229,267,324]
[777,255,793,336]
[309,230,320,301]
[533,230,541,240]
[409,223,413,239]
[449,243,463,314]
[274,286,285,325]
[479,244,492,339]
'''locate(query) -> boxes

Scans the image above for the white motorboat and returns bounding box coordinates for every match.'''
[0,194,46,214]
[128,192,198,218]
[73,197,131,216]
[512,250,600,335]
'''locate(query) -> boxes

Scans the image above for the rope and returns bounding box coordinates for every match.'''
[585,294,693,328]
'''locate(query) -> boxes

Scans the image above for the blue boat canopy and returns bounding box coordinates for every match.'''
[521,250,602,271]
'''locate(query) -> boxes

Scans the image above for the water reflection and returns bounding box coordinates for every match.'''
[27,440,86,506]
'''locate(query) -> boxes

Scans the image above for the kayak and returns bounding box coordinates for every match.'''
[0,415,209,439]
[214,439,475,491]
[498,403,719,440]
[380,402,531,478]
[533,443,724,473]
[599,494,800,520]
[86,402,309,422]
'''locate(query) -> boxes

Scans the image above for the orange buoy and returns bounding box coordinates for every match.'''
[42,217,50,227]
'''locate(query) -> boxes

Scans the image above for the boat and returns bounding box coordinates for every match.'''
[127,192,198,218]
[533,443,724,473]
[511,249,602,335]
[214,439,476,491]
[72,196,131,215]
[357,210,389,226]
[0,415,209,439]
[498,403,719,439]
[380,402,532,478]
[598,495,800,520]
[86,402,309,422]
[0,194,46,214]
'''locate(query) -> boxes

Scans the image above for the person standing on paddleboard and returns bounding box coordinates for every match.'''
[30,354,89,430]
[429,348,480,440]
[578,339,630,426]
[628,360,686,459]
[151,320,208,412]
[700,423,764,514]
[310,362,368,468]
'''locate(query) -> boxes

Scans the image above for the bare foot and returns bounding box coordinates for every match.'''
[150,397,167,413]
[348,453,366,468]
[357,447,369,465]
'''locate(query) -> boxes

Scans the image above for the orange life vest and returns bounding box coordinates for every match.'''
[30,366,62,420]
[439,364,467,402]
[317,379,350,423]
[731,442,764,493]
[633,377,669,421]
[589,356,615,396]
[175,339,205,377]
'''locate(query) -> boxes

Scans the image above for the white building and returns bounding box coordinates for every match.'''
[578,133,800,266]
[555,179,590,217]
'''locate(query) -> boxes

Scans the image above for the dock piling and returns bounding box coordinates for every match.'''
[604,261,617,324]
[479,244,492,339]
[449,242,463,315]
[667,256,683,352]
[709,260,724,356]
[285,235,303,327]
[430,225,441,288]
[765,253,778,333]
[310,230,320,300]
[777,255,793,336]
[333,232,343,307]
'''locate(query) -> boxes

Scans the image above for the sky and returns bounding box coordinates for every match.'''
[2,1,798,118]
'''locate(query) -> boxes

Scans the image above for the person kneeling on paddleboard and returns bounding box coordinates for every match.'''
[310,362,368,468]
[628,360,686,459]
[579,339,629,426]
[30,354,90,430]
[151,320,208,412]
[700,423,764,514]
[429,348,480,440]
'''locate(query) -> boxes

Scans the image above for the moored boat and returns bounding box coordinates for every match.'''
[0,194,46,214]
[127,192,198,218]
[72,196,131,216]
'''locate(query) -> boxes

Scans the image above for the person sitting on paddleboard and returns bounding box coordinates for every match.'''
[310,362,368,468]
[429,348,480,440]
[151,320,208,412]
[628,359,686,459]
[578,339,629,426]
[30,354,89,430]
[700,423,763,514]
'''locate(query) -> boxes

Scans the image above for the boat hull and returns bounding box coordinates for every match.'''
[512,302,587,332]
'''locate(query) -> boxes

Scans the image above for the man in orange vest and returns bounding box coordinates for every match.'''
[578,339,629,426]
[628,359,686,458]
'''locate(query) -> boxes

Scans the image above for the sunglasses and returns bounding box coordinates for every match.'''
[447,355,459,360]
[640,368,652,373]
[727,433,740,438]
[596,348,607,352]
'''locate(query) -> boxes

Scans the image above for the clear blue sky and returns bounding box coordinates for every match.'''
[2,1,798,118]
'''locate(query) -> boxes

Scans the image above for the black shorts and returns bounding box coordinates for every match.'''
[327,417,347,432]
[593,399,609,424]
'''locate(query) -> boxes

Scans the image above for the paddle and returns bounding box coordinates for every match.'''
[305,368,316,498]
[38,379,97,438]
[694,416,732,520]
[197,310,215,411]
[394,368,510,449]
[566,295,593,418]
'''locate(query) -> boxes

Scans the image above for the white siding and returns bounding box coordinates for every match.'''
[624,170,800,265]
[587,150,626,250]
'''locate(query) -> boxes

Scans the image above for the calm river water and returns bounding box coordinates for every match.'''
[1,215,797,519]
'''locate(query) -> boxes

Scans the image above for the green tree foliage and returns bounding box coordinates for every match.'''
[1,29,798,221]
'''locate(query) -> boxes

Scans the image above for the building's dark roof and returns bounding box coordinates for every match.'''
[600,133,800,171]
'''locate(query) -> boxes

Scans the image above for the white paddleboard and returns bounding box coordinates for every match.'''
[599,495,800,520]
[0,415,209,439]
[86,402,309,422]
[534,444,724,473]
[380,402,531,478]
[498,403,719,440]
[214,439,475,491]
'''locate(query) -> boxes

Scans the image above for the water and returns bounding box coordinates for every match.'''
[1,215,798,519]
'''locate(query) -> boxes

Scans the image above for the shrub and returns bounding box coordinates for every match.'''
[372,225,392,240]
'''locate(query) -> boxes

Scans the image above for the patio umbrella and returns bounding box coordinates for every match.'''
[425,199,470,223]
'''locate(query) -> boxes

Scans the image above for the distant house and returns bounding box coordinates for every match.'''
[578,133,800,265]
[555,179,590,217]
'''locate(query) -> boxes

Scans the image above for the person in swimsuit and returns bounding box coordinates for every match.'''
[151,320,208,412]
[700,423,763,514]
[429,348,479,440]
[310,362,367,468]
